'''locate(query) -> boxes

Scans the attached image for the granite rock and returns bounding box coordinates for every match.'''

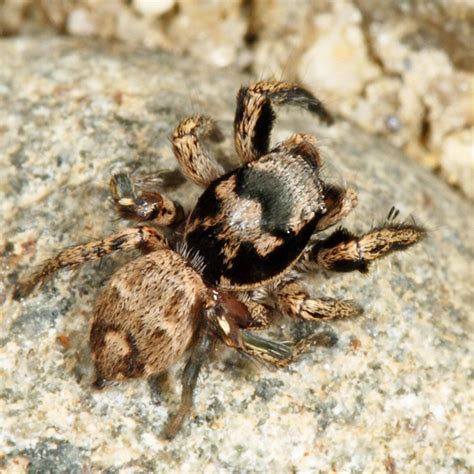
[0,1,472,198]
[298,1,381,100]
[0,36,472,473]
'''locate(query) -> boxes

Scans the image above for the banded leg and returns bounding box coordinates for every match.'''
[234,80,333,163]
[311,223,426,273]
[13,226,168,299]
[172,114,225,187]
[162,328,213,439]
[242,299,273,330]
[206,310,337,369]
[110,173,183,225]
[204,291,337,369]
[240,330,336,369]
[316,185,358,232]
[276,281,363,321]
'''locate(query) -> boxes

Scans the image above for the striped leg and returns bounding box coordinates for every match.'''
[311,223,426,273]
[110,173,184,226]
[172,114,225,187]
[234,80,333,163]
[276,281,363,321]
[13,226,168,299]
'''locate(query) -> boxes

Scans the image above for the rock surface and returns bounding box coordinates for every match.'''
[1,0,472,198]
[0,36,472,473]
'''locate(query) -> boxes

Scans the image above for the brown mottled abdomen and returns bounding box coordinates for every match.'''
[90,250,205,381]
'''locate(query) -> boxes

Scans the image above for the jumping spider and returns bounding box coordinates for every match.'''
[13,81,425,438]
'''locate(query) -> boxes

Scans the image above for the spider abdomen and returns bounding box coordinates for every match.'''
[90,250,205,381]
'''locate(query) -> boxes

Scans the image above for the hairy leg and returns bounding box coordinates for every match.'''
[311,223,426,273]
[241,330,337,369]
[110,172,183,225]
[234,80,333,164]
[203,289,338,369]
[241,299,273,330]
[276,281,363,321]
[13,226,168,299]
[316,185,358,232]
[162,329,213,439]
[172,114,225,187]
[147,371,171,404]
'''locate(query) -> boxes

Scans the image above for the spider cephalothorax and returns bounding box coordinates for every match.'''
[14,80,425,438]
[185,140,327,289]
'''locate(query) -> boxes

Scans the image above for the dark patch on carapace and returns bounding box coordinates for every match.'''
[189,180,223,223]
[235,166,292,232]
[224,216,318,285]
[186,213,320,288]
[185,221,226,285]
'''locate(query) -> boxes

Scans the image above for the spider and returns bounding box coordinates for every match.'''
[13,81,425,438]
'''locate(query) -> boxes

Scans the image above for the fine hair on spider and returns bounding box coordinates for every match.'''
[13,80,425,438]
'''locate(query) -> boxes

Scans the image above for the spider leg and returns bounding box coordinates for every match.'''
[13,226,168,299]
[276,281,363,321]
[162,328,213,440]
[241,330,337,369]
[240,299,273,330]
[316,185,358,232]
[172,114,225,187]
[204,290,336,369]
[110,172,184,225]
[311,222,426,273]
[234,80,333,163]
[148,371,171,403]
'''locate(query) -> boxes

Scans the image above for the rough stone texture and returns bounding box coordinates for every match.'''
[355,0,474,71]
[0,36,473,473]
[298,1,382,98]
[440,128,474,200]
[0,0,472,198]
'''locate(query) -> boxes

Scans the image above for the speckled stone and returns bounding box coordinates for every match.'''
[0,36,472,473]
[1,1,472,198]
